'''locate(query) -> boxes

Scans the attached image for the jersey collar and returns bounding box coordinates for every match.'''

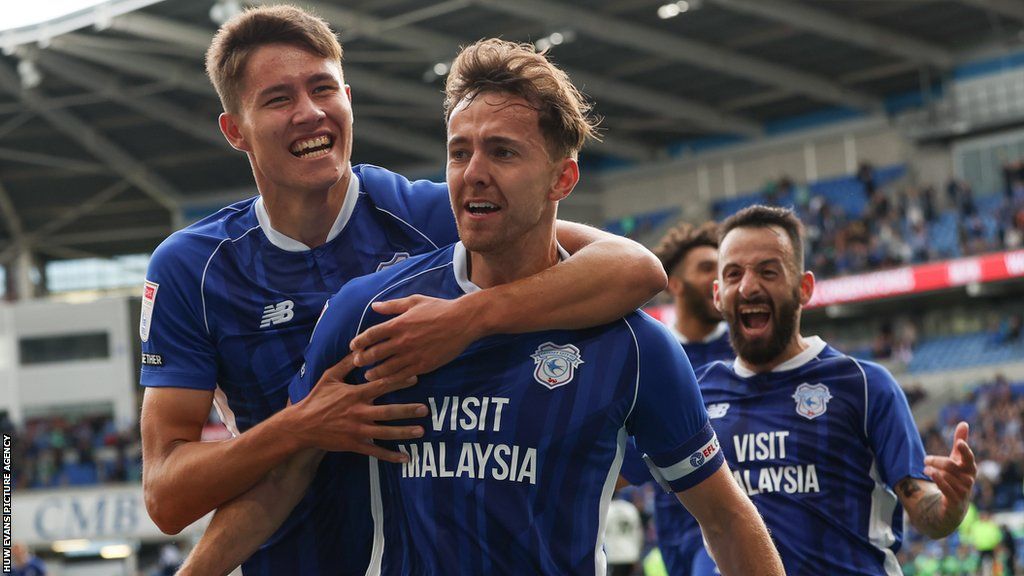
[453,241,570,294]
[253,171,360,252]
[671,320,728,345]
[732,335,827,378]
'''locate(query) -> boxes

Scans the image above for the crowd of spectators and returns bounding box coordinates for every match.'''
[10,413,141,489]
[743,160,1024,280]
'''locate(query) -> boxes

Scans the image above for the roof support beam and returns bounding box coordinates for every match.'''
[0,181,25,246]
[27,48,225,147]
[268,0,762,136]
[0,61,181,213]
[472,0,881,110]
[48,36,446,163]
[0,148,107,173]
[958,0,1024,22]
[706,0,953,68]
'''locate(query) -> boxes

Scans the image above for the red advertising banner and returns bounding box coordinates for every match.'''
[644,250,1024,319]
[807,249,1024,308]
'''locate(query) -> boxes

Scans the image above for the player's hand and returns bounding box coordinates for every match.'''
[293,354,427,462]
[924,421,976,520]
[349,295,484,381]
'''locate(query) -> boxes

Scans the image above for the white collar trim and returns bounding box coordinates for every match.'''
[733,336,827,378]
[453,241,570,294]
[671,320,728,345]
[254,171,360,252]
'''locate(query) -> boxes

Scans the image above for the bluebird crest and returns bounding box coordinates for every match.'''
[531,342,584,389]
[792,382,833,420]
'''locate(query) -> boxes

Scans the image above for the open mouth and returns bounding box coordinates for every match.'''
[465,201,501,216]
[738,303,772,332]
[290,135,334,159]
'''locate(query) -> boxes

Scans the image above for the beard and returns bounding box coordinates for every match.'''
[681,280,722,325]
[726,287,801,367]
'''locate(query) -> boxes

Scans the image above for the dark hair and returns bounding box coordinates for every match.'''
[653,221,719,276]
[444,38,600,159]
[206,5,343,114]
[719,205,804,271]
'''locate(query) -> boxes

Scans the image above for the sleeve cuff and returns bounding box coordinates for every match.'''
[644,423,725,493]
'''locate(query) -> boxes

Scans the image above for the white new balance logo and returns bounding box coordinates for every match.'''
[260,300,295,328]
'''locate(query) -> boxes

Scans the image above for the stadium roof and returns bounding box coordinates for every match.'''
[0,0,1022,260]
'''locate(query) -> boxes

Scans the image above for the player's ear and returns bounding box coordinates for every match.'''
[667,275,683,298]
[549,157,579,202]
[713,279,723,312]
[220,112,251,153]
[798,270,815,306]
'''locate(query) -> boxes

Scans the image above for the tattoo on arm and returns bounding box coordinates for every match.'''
[896,478,921,499]
[897,478,950,537]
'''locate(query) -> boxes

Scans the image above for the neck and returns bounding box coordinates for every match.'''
[468,228,559,289]
[257,170,350,249]
[740,333,810,374]
[675,309,719,343]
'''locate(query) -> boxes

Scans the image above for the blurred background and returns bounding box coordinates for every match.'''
[2,0,1024,574]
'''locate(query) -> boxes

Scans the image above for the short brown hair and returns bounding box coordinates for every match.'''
[654,221,719,276]
[444,39,600,159]
[205,5,343,114]
[719,205,805,271]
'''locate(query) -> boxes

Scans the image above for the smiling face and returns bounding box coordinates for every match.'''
[446,91,577,254]
[218,43,353,195]
[714,225,813,367]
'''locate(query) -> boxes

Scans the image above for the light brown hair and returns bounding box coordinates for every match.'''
[205,5,342,114]
[444,38,600,159]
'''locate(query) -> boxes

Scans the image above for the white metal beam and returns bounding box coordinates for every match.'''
[958,0,1024,22]
[707,0,953,68]
[0,61,181,212]
[472,0,881,110]
[0,148,107,173]
[27,48,225,147]
[264,0,762,135]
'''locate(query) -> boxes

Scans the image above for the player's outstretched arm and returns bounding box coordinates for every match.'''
[896,421,977,539]
[677,464,785,576]
[177,449,323,576]
[142,356,424,534]
[350,221,666,380]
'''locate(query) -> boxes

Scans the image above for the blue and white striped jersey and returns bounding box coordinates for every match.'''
[290,242,723,575]
[695,338,928,576]
[139,164,458,576]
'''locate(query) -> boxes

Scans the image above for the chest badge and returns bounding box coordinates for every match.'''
[377,252,410,272]
[792,383,833,420]
[707,403,730,419]
[260,299,295,329]
[530,342,584,389]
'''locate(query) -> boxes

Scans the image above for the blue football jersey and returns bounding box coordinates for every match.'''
[290,242,723,576]
[139,165,458,576]
[695,338,928,576]
[619,323,733,576]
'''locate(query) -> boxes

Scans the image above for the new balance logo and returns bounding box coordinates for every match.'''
[260,300,295,328]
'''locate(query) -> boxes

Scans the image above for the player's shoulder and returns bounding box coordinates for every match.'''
[817,348,901,395]
[354,163,447,209]
[620,311,683,351]
[332,244,455,304]
[148,196,259,277]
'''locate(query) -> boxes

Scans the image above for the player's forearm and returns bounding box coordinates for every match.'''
[144,407,308,534]
[178,449,322,576]
[899,479,963,539]
[700,498,784,576]
[465,233,665,334]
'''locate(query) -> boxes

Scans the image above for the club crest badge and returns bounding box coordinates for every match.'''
[792,383,833,420]
[530,342,584,389]
[377,252,410,272]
